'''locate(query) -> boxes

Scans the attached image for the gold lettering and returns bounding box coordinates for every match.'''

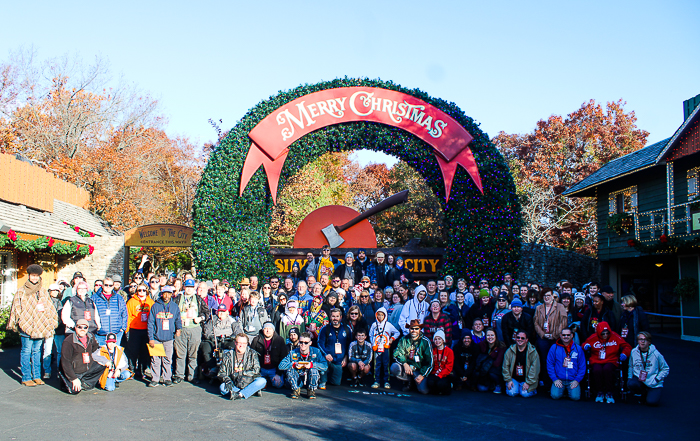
[275,259,284,272]
[404,259,414,272]
[428,259,439,272]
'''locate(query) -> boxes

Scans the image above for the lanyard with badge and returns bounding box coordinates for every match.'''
[35,292,45,312]
[334,328,343,355]
[639,350,649,381]
[563,346,573,369]
[543,304,553,332]
[140,300,149,322]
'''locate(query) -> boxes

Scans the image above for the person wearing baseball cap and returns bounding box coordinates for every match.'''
[7,264,58,386]
[147,285,182,387]
[59,318,103,394]
[200,303,243,377]
[390,319,432,394]
[333,252,361,285]
[172,277,209,384]
[367,252,389,290]
[491,292,511,343]
[92,332,131,391]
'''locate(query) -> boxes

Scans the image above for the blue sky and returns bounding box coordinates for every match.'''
[1,1,698,166]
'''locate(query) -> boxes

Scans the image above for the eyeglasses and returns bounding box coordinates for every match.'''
[332,279,340,283]
[637,337,647,341]
[410,327,421,331]
[104,284,113,287]
[360,295,369,299]
[299,341,311,345]
[76,325,89,330]
[350,312,359,316]
[515,337,527,341]
[561,334,572,337]
[137,289,147,292]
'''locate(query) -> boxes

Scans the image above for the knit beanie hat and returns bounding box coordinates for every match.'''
[433,329,446,343]
[479,288,490,298]
[510,298,523,308]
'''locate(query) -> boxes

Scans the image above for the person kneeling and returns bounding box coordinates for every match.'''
[503,330,539,397]
[347,329,372,387]
[217,333,267,400]
[547,327,585,401]
[427,330,453,395]
[279,332,328,399]
[627,332,669,406]
[93,332,132,391]
[391,320,432,395]
[59,319,104,394]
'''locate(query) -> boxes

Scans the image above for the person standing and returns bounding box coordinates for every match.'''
[93,277,128,346]
[62,281,101,335]
[172,279,208,384]
[125,283,154,379]
[43,283,65,380]
[7,264,58,386]
[147,286,182,387]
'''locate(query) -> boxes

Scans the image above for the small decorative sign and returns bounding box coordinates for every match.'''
[124,224,193,247]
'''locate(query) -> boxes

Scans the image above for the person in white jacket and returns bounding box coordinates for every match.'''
[627,331,669,406]
[369,307,400,388]
[398,285,430,336]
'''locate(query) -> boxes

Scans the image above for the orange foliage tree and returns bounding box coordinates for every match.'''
[493,99,649,255]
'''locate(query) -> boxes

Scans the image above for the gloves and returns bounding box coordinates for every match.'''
[583,344,591,351]
[292,362,297,369]
[619,353,627,362]
[308,362,313,369]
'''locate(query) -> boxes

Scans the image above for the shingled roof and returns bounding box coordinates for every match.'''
[53,200,120,237]
[563,138,671,197]
[0,200,87,243]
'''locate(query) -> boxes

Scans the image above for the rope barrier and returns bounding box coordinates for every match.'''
[645,312,700,319]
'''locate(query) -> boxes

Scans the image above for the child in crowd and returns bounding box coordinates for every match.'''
[369,307,400,389]
[347,329,373,387]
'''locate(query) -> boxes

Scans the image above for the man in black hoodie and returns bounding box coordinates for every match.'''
[251,322,289,388]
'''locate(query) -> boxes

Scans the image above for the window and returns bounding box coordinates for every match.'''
[688,168,699,200]
[609,186,638,215]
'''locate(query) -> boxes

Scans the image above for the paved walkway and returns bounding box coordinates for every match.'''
[0,335,696,440]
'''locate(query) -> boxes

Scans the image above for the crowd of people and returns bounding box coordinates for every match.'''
[7,247,669,405]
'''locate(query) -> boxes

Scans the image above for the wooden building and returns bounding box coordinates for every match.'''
[565,94,700,340]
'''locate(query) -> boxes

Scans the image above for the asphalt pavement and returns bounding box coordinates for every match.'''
[0,335,697,440]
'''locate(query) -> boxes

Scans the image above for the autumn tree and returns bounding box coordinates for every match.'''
[493,99,649,255]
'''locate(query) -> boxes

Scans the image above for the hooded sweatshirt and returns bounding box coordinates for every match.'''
[628,344,669,389]
[369,307,400,353]
[583,321,631,365]
[398,290,429,335]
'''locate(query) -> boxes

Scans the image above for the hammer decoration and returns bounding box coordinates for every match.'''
[321,190,409,248]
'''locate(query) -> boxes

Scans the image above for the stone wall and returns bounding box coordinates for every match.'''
[56,236,125,283]
[518,242,600,289]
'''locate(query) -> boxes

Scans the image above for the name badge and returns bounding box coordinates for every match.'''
[84,310,91,321]
[162,320,170,331]
[482,318,490,327]
[335,342,342,354]
[264,354,271,364]
[105,309,111,316]
[82,352,90,364]
[599,349,606,360]
[543,322,549,332]
[621,328,628,338]
[564,357,572,369]
[414,355,420,363]
[516,364,524,376]
[36,303,45,312]
[141,313,148,322]
[248,325,256,332]
[639,370,648,381]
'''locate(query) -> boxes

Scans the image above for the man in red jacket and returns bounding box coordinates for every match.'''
[583,321,631,403]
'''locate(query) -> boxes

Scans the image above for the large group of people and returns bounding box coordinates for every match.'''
[7,248,670,406]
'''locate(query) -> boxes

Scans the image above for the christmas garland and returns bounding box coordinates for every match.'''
[627,234,700,254]
[192,78,521,284]
[62,222,96,238]
[0,230,93,256]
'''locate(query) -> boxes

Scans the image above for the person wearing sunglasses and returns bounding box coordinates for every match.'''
[547,327,586,401]
[627,332,669,406]
[7,264,58,387]
[391,319,432,394]
[503,330,540,398]
[279,331,328,399]
[126,283,154,379]
[317,309,351,390]
[62,280,101,335]
[583,321,631,403]
[93,277,128,347]
[59,318,103,394]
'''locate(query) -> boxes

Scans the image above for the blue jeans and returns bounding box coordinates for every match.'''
[260,368,284,388]
[219,377,267,399]
[96,331,124,347]
[43,336,54,376]
[20,335,43,382]
[53,335,65,372]
[551,380,581,401]
[287,368,321,391]
[506,379,537,398]
[104,370,131,391]
[390,362,429,394]
[320,362,343,387]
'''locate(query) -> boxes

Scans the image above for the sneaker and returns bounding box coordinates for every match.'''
[371,382,380,389]
[43,373,51,380]
[384,382,391,389]
[163,380,173,387]
[318,384,326,390]
[595,393,604,403]
[148,381,159,388]
[493,385,502,394]
[22,380,36,387]
[254,390,263,397]
[33,378,45,386]
[605,393,615,404]
[172,377,182,385]
[291,389,301,399]
[308,389,316,399]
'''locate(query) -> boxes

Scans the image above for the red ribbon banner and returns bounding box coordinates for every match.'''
[240,87,483,203]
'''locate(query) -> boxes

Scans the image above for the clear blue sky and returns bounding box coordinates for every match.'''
[1,1,698,166]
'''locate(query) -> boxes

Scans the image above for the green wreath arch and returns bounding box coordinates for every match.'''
[192,78,521,283]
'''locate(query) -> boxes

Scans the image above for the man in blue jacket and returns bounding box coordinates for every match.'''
[546,327,586,400]
[279,332,328,399]
[147,286,182,387]
[92,277,128,346]
[317,308,351,389]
